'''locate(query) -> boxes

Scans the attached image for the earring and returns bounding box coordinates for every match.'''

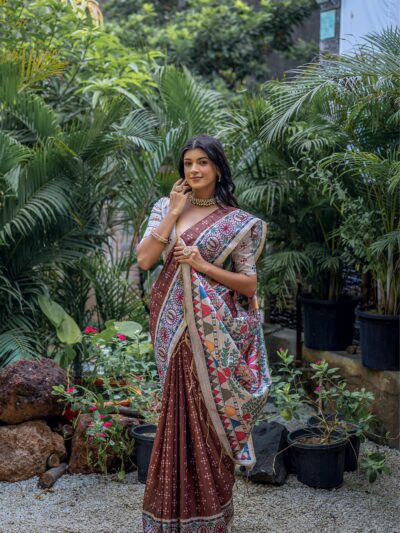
[217,174,221,182]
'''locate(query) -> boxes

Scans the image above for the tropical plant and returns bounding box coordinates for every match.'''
[262,28,400,315]
[0,50,154,367]
[221,91,350,308]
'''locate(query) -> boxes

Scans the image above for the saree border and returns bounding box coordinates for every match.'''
[181,211,268,462]
[181,260,233,459]
[142,496,233,526]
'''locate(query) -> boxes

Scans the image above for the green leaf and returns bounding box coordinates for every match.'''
[57,317,82,344]
[114,321,143,338]
[37,295,65,328]
[37,295,82,344]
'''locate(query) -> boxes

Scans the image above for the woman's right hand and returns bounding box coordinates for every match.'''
[168,178,191,216]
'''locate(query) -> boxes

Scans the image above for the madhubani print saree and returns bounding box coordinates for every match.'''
[140,198,272,533]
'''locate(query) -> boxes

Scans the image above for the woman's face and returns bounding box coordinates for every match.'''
[182,148,219,196]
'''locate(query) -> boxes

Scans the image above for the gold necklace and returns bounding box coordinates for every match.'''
[188,192,217,207]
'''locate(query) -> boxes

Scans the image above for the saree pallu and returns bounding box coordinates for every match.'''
[142,205,272,532]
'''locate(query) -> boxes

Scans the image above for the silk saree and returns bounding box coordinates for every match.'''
[140,198,272,532]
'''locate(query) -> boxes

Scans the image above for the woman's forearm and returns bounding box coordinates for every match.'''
[202,262,257,299]
[136,209,179,270]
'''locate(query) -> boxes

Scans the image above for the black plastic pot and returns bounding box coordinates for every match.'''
[307,415,360,471]
[131,424,157,483]
[355,307,400,371]
[287,427,348,489]
[299,293,361,351]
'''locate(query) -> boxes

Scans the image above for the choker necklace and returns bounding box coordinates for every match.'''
[188,192,217,207]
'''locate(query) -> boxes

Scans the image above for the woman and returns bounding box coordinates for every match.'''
[136,134,272,532]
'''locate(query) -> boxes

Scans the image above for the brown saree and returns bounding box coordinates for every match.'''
[141,202,272,532]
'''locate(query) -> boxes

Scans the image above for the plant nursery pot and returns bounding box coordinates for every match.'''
[131,424,157,484]
[307,415,361,472]
[287,427,348,489]
[299,293,361,351]
[355,307,399,371]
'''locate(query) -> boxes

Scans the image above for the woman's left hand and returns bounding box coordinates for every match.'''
[173,244,209,273]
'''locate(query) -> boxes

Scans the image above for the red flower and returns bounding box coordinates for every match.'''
[84,326,98,334]
[96,433,106,438]
[88,405,97,412]
[224,368,231,377]
[98,414,105,419]
[66,387,76,394]
[116,334,127,341]
[103,421,113,428]
[314,386,321,392]
[315,359,322,365]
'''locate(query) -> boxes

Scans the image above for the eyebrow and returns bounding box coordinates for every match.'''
[183,156,209,161]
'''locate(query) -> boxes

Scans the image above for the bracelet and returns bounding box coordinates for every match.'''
[150,228,170,245]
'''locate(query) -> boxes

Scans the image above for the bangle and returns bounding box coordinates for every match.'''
[150,228,170,245]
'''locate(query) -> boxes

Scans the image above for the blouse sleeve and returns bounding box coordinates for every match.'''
[138,198,165,245]
[231,225,258,276]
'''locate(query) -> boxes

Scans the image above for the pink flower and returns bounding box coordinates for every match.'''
[84,326,98,334]
[88,405,97,412]
[96,433,106,438]
[314,386,321,392]
[315,359,322,365]
[103,421,113,428]
[88,436,94,441]
[66,387,75,394]
[98,414,106,419]
[116,334,127,341]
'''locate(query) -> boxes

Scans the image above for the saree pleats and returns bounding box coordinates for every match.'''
[142,329,235,532]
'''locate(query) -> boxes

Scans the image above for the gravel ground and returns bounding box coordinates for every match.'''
[0,439,398,533]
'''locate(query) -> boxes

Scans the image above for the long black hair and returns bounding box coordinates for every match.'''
[178,134,239,208]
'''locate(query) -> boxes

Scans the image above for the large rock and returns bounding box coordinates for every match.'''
[241,420,290,485]
[0,358,67,424]
[0,420,66,482]
[68,414,139,474]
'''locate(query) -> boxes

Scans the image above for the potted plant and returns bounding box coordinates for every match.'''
[269,348,392,489]
[318,154,400,371]
[256,28,399,368]
[227,97,361,351]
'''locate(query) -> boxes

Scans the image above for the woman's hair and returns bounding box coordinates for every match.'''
[178,134,239,208]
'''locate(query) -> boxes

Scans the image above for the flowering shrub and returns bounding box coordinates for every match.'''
[270,348,376,438]
[52,321,162,476]
[268,347,391,482]
[52,384,135,478]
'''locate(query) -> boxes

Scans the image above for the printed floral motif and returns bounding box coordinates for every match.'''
[149,207,271,466]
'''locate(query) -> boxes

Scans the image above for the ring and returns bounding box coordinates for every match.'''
[182,246,193,257]
[175,186,183,192]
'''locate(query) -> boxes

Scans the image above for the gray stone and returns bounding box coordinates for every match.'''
[242,420,290,485]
